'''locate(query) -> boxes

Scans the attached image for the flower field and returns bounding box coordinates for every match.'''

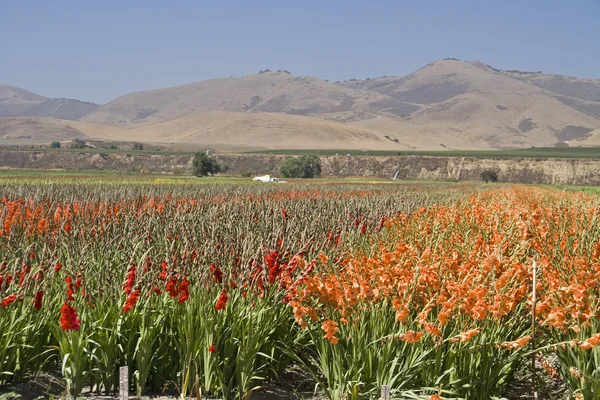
[0,179,599,399]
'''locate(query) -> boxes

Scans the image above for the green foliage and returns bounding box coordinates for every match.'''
[192,152,222,177]
[69,139,86,149]
[132,143,144,151]
[279,155,321,178]
[49,141,61,149]
[480,169,499,183]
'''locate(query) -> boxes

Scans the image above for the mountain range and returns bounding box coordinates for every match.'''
[2,59,600,151]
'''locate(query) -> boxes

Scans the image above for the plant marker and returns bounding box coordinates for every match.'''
[532,257,538,400]
[120,366,128,400]
[381,385,391,400]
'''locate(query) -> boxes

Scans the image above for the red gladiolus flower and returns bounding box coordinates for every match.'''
[18,266,30,287]
[65,276,75,301]
[177,278,190,303]
[215,289,228,311]
[123,290,140,313]
[55,263,62,273]
[1,261,6,271]
[208,345,216,353]
[281,206,288,220]
[33,290,43,310]
[123,264,136,295]
[210,265,223,283]
[166,277,179,298]
[1,294,17,308]
[159,260,168,280]
[59,303,80,331]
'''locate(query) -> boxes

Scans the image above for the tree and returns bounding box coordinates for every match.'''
[480,170,498,183]
[192,152,221,177]
[132,143,144,150]
[49,141,61,149]
[70,138,86,149]
[280,155,321,179]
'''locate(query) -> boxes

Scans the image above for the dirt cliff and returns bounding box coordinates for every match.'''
[0,150,599,185]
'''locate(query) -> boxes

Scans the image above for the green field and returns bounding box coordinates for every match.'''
[3,145,600,159]
[252,146,600,159]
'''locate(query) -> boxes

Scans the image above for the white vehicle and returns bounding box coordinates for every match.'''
[252,175,286,183]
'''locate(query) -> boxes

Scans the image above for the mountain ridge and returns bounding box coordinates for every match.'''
[2,59,600,150]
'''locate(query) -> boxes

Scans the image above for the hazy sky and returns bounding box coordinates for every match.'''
[1,0,598,104]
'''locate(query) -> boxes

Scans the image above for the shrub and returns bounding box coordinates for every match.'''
[132,143,144,151]
[192,153,221,177]
[480,169,499,183]
[49,141,61,149]
[70,139,86,149]
[279,155,321,179]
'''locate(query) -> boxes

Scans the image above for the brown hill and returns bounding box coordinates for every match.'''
[3,60,600,150]
[337,60,600,148]
[1,112,402,151]
[80,72,398,127]
[0,117,92,144]
[0,84,99,120]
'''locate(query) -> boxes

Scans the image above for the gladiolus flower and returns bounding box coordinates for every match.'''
[33,290,43,310]
[166,277,179,298]
[123,264,136,295]
[321,319,339,344]
[400,330,424,344]
[208,345,216,353]
[210,265,223,283]
[59,303,80,331]
[65,276,75,301]
[55,263,62,273]
[499,336,531,350]
[123,290,140,313]
[451,328,480,344]
[177,278,190,303]
[159,260,168,280]
[1,294,17,308]
[579,333,600,350]
[215,289,228,311]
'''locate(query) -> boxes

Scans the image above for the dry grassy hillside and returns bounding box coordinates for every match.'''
[337,60,600,148]
[90,111,399,151]
[570,128,600,147]
[0,84,98,120]
[1,112,404,151]
[80,72,398,127]
[3,60,600,150]
[0,117,91,144]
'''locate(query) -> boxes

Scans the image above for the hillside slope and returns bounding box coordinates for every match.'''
[80,72,399,127]
[1,112,403,151]
[0,84,99,120]
[337,60,600,148]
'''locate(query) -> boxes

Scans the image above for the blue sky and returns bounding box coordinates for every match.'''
[1,0,598,104]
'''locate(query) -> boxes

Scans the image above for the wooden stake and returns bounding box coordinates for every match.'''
[120,366,128,400]
[532,258,538,400]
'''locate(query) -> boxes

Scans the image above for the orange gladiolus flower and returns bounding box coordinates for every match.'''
[400,330,424,344]
[321,319,339,344]
[499,336,531,350]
